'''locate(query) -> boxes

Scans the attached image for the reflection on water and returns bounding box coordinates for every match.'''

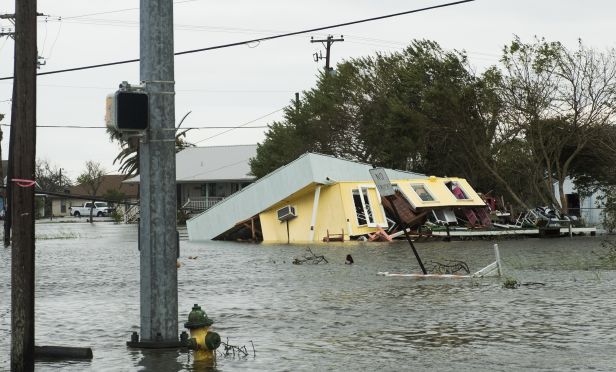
[1,223,615,371]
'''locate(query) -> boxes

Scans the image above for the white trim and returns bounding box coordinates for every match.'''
[308,186,322,242]
[352,184,388,228]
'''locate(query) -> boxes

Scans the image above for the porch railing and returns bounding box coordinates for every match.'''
[182,196,225,211]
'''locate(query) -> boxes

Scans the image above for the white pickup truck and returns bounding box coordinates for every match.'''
[69,202,113,217]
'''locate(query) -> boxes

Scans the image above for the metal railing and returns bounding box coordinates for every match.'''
[182,196,224,211]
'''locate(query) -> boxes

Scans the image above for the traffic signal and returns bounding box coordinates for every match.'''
[106,90,149,131]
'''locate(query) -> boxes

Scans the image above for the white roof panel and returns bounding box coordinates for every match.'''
[125,144,257,183]
[187,152,426,240]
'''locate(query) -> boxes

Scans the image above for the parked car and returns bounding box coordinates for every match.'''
[69,202,113,217]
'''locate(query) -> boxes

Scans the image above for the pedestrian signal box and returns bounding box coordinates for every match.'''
[106,90,149,131]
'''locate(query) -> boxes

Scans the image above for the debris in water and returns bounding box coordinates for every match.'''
[428,260,470,275]
[292,248,328,265]
[345,254,354,265]
[218,338,256,359]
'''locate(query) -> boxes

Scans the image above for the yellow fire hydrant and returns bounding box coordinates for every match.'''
[184,304,221,365]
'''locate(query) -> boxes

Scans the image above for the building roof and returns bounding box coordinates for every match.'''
[125,144,257,183]
[70,174,139,198]
[187,152,427,240]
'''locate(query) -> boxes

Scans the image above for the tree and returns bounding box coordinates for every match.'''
[107,112,195,177]
[500,37,616,213]
[35,159,72,217]
[250,40,513,199]
[76,161,106,223]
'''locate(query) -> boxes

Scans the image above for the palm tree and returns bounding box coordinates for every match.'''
[107,111,194,176]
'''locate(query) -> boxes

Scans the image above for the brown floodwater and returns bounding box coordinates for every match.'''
[1,223,615,371]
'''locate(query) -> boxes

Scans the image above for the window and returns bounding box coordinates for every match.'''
[352,187,375,226]
[446,181,470,200]
[411,184,435,202]
[60,200,66,213]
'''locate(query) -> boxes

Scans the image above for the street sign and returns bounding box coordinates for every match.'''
[369,167,395,197]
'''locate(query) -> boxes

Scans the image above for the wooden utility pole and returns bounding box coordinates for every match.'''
[310,35,344,73]
[10,0,37,371]
[2,13,15,247]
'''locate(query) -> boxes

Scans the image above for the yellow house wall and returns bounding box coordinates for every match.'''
[260,184,347,243]
[259,182,389,243]
[258,177,483,243]
[310,184,346,242]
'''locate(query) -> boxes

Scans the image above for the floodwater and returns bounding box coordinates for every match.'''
[1,222,615,371]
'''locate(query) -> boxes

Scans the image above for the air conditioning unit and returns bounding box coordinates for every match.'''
[277,205,297,221]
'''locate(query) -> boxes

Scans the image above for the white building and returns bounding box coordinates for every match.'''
[125,144,257,211]
[554,177,604,227]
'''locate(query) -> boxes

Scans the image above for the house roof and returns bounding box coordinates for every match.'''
[187,152,427,240]
[125,144,257,183]
[70,174,139,198]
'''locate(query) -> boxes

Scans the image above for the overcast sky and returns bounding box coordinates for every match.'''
[0,0,614,180]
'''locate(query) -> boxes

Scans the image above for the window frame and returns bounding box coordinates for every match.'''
[448,181,471,200]
[351,185,387,228]
[410,183,436,202]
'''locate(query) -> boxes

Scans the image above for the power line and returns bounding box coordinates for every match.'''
[193,107,284,144]
[26,83,295,93]
[182,157,254,181]
[0,123,268,130]
[0,0,475,81]
[59,0,200,20]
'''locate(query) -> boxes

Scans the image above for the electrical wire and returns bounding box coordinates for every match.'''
[0,0,475,81]
[32,83,294,93]
[0,123,268,130]
[193,107,284,144]
[59,0,200,20]
[181,157,254,181]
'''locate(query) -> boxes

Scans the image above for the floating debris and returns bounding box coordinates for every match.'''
[427,260,470,275]
[292,248,328,265]
[218,338,255,359]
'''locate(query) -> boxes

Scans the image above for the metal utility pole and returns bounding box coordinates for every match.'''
[310,35,344,73]
[10,0,37,369]
[139,0,178,343]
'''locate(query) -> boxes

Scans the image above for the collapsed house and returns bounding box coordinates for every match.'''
[186,153,487,243]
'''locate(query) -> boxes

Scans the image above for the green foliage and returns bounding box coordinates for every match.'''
[251,37,616,214]
[502,277,520,289]
[103,189,127,204]
[111,209,124,224]
[599,187,616,233]
[177,209,190,226]
[107,119,195,177]
[251,40,499,185]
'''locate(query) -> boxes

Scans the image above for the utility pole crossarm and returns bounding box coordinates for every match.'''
[310,35,344,72]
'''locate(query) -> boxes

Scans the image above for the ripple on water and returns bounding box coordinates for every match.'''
[1,226,616,371]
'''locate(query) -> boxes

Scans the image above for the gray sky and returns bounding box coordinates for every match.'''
[0,0,614,180]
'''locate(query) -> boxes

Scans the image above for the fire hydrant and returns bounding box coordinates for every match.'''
[184,304,221,364]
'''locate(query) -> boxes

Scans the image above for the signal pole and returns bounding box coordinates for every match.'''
[310,35,344,73]
[10,0,37,369]
[138,0,178,343]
